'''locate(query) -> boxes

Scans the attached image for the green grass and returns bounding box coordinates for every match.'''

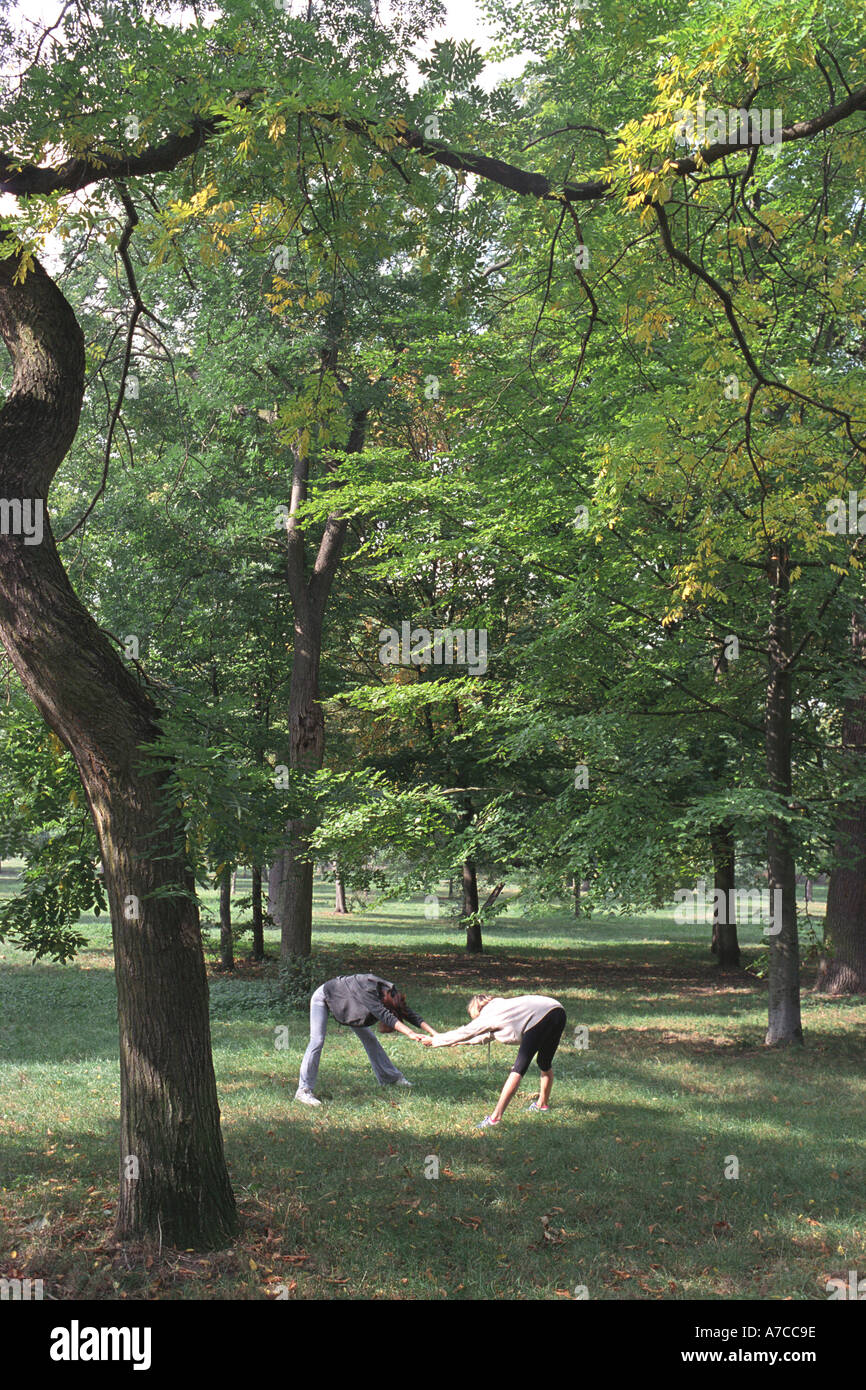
[0,871,864,1300]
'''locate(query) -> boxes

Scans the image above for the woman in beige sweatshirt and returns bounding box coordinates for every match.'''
[423,993,566,1129]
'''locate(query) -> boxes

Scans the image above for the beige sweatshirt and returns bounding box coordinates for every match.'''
[431,995,562,1048]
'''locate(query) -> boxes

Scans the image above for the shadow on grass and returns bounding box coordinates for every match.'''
[1,1088,862,1301]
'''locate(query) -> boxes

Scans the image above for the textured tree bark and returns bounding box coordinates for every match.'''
[0,246,236,1246]
[710,822,740,968]
[815,610,866,994]
[764,547,802,1045]
[462,857,482,953]
[250,865,264,960]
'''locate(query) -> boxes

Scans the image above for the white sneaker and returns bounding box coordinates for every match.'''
[395,1077,413,1087]
[295,1087,322,1106]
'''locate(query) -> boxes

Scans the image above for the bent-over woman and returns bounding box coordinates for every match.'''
[296,973,437,1106]
[425,992,566,1128]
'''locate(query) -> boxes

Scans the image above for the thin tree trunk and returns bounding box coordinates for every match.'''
[0,245,236,1246]
[463,857,482,953]
[251,865,264,961]
[765,546,802,1045]
[573,873,580,918]
[267,861,280,921]
[219,867,234,971]
[709,640,740,968]
[816,609,866,993]
[335,873,348,914]
[482,882,504,912]
[710,822,740,968]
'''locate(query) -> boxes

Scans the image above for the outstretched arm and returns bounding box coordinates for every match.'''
[429,1020,494,1048]
[393,1019,426,1042]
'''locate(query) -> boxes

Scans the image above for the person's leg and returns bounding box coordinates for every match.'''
[489,1067,523,1122]
[482,1027,536,1123]
[352,1025,404,1084]
[534,1008,566,1109]
[298,987,329,1094]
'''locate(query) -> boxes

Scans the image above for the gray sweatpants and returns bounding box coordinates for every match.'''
[298,985,404,1093]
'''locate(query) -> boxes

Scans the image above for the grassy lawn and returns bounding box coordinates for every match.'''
[1,871,864,1301]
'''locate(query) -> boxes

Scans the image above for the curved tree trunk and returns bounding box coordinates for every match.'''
[0,245,236,1247]
[271,410,366,961]
[816,609,866,994]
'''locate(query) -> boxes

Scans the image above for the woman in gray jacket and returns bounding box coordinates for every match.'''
[424,992,566,1128]
[296,973,437,1106]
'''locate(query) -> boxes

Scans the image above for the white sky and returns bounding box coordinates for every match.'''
[7,0,522,86]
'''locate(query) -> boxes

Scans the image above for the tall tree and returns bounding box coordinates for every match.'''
[0,245,236,1244]
[816,607,866,993]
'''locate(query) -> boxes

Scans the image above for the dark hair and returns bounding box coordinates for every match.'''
[379,986,408,1033]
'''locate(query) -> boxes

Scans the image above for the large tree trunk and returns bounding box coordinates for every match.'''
[710,822,740,968]
[765,546,802,1045]
[250,864,264,961]
[462,857,482,953]
[0,246,236,1246]
[816,609,866,993]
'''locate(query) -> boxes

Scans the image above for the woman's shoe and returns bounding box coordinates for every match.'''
[295,1087,322,1106]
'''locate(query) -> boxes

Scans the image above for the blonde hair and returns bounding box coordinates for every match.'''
[468,994,494,1018]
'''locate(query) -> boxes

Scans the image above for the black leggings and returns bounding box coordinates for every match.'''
[511,1007,566,1077]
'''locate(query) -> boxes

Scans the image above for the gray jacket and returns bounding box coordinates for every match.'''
[321,973,423,1030]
